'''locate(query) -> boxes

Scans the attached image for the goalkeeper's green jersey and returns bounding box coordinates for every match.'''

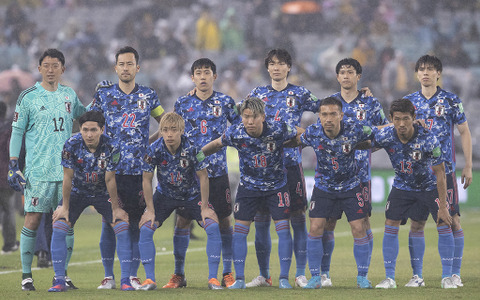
[12,82,86,181]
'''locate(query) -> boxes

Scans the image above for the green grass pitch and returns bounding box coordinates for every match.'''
[1,209,479,299]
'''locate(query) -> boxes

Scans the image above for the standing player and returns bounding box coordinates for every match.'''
[138,112,222,290]
[245,49,320,288]
[402,55,472,287]
[320,58,389,286]
[91,46,165,289]
[374,99,455,289]
[297,97,374,289]
[48,111,133,291]
[174,58,239,288]
[201,97,300,289]
[8,49,86,291]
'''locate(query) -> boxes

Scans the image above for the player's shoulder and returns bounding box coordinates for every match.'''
[66,132,83,146]
[437,88,461,101]
[136,83,156,94]
[212,90,235,102]
[16,84,40,105]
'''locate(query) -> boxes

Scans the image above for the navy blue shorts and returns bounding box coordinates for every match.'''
[361,181,372,217]
[209,174,232,219]
[386,187,440,222]
[286,164,307,213]
[309,185,366,222]
[153,191,202,227]
[234,184,290,221]
[60,192,113,226]
[446,172,460,217]
[116,174,145,228]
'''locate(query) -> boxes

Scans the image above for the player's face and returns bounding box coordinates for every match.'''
[80,121,104,151]
[191,66,217,93]
[392,111,415,139]
[242,108,265,137]
[416,63,440,88]
[336,65,360,90]
[267,56,290,82]
[38,56,65,86]
[319,104,343,135]
[161,124,183,150]
[115,53,139,83]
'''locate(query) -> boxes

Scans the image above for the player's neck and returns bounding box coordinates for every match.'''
[271,79,288,91]
[196,89,213,101]
[421,85,437,99]
[40,81,59,92]
[118,80,136,95]
[166,144,180,155]
[340,88,359,103]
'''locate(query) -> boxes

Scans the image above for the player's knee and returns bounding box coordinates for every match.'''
[410,220,426,232]
[325,218,337,231]
[175,215,191,229]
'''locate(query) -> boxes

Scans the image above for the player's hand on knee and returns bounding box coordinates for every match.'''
[95,80,113,92]
[201,207,219,225]
[139,208,155,228]
[52,206,69,224]
[437,206,452,226]
[113,207,129,224]
[7,159,26,192]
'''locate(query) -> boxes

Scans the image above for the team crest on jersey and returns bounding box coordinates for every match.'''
[180,158,189,168]
[411,150,422,161]
[137,99,147,110]
[286,96,296,107]
[65,102,71,113]
[435,103,445,117]
[266,141,276,152]
[13,112,18,122]
[356,107,366,121]
[31,197,39,207]
[97,153,107,169]
[342,143,352,154]
[212,105,222,117]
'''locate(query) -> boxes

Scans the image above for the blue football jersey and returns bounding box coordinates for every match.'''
[373,125,444,191]
[222,121,297,191]
[174,91,240,178]
[91,83,164,175]
[62,133,120,197]
[247,84,319,167]
[301,121,373,192]
[330,92,388,183]
[404,87,467,175]
[143,136,207,202]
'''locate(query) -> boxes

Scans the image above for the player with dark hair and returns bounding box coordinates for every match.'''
[48,111,132,292]
[400,55,472,287]
[173,58,240,288]
[138,112,221,290]
[295,97,375,289]
[201,97,302,289]
[91,46,165,290]
[8,48,86,291]
[245,48,320,288]
[320,58,389,286]
[374,98,455,289]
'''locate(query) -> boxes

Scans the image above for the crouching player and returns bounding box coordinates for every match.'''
[138,112,222,290]
[374,99,455,289]
[201,97,302,289]
[49,111,132,292]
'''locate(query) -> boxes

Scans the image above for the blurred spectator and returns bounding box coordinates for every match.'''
[0,101,19,255]
[195,5,221,53]
[220,7,245,54]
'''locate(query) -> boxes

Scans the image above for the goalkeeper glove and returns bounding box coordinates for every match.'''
[7,159,26,192]
[95,80,113,92]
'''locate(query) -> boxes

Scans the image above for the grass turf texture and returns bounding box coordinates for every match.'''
[1,209,479,299]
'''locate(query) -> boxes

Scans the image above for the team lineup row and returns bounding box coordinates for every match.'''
[7,46,472,291]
